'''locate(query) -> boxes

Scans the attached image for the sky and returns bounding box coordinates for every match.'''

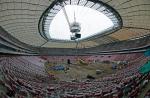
[49,5,114,40]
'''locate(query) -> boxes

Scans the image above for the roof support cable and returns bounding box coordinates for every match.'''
[75,39,79,56]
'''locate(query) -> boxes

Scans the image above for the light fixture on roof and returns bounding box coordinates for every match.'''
[70,12,81,40]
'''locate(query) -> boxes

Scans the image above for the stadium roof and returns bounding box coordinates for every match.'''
[0,0,150,48]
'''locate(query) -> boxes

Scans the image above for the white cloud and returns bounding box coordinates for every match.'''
[49,5,114,40]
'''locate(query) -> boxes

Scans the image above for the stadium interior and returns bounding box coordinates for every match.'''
[0,0,150,98]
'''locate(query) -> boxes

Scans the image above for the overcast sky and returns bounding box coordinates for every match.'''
[49,5,114,40]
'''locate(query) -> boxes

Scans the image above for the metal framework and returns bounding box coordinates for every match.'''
[39,0,122,42]
[0,0,150,48]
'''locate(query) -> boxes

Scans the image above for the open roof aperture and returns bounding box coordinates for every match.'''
[41,0,122,42]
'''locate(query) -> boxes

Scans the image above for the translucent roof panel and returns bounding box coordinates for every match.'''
[49,5,114,40]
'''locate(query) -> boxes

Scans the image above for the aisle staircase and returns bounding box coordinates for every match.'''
[137,81,150,98]
[0,69,8,97]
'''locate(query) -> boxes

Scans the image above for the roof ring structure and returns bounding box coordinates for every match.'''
[39,0,122,42]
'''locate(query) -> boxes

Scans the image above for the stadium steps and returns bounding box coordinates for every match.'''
[122,81,150,98]
[0,71,7,95]
[137,81,150,98]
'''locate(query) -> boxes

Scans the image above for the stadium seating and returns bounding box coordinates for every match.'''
[0,53,149,98]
